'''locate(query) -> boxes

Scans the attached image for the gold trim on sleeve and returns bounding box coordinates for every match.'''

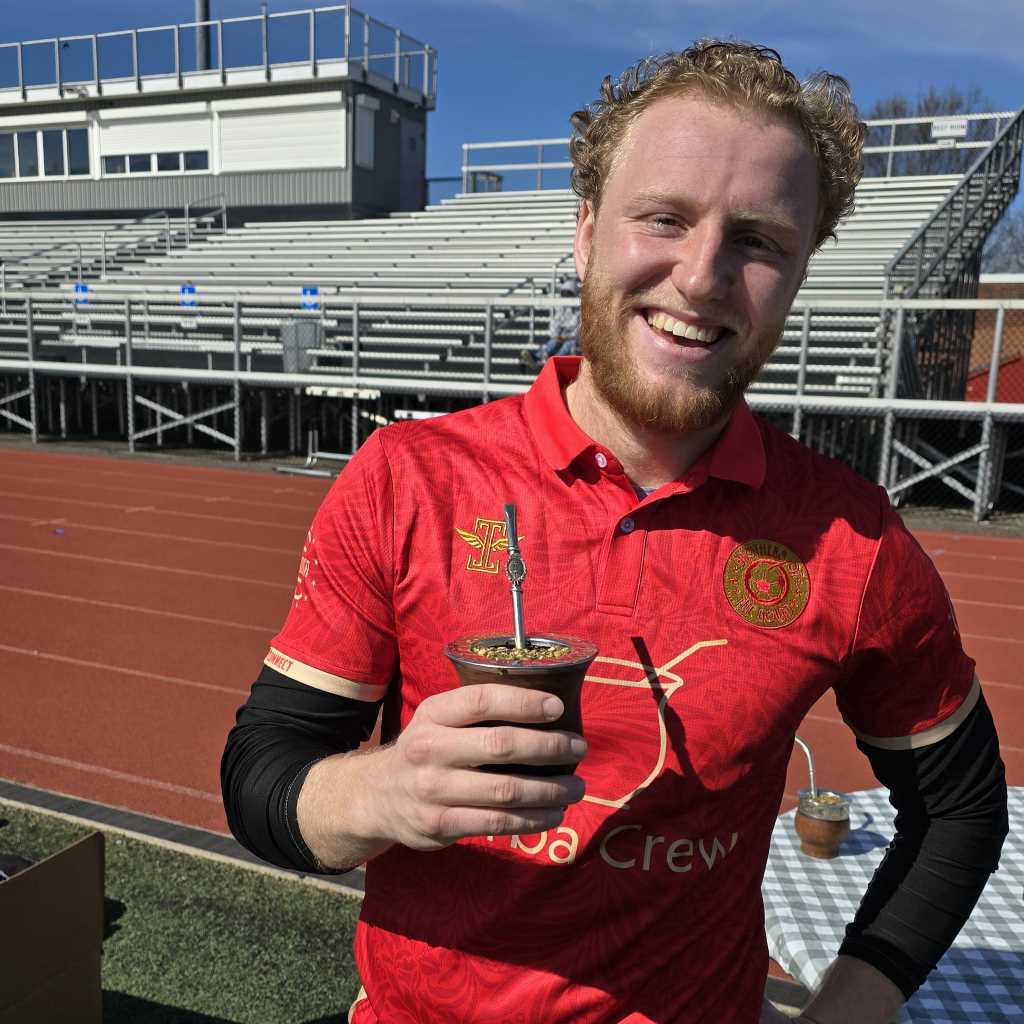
[850,676,981,751]
[264,647,387,702]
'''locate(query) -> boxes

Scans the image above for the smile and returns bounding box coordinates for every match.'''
[644,310,727,345]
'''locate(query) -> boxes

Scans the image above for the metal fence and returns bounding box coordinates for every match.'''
[461,112,1019,193]
[1,291,1023,521]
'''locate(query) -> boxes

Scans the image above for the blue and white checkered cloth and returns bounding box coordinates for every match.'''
[763,787,1024,1023]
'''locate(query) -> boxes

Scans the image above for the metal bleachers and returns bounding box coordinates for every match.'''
[0,167,991,395]
[45,173,962,395]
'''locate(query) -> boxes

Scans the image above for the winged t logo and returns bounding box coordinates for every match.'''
[455,517,523,574]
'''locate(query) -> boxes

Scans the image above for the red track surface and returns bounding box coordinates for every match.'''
[0,447,1020,837]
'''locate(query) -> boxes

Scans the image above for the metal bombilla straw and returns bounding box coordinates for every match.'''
[793,736,817,798]
[503,503,528,649]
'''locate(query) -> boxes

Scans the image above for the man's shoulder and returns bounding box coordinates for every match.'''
[753,412,887,528]
[372,393,529,462]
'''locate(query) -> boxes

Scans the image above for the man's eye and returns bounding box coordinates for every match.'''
[651,215,680,229]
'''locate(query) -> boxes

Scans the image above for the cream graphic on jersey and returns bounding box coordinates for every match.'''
[293,529,318,602]
[579,639,728,808]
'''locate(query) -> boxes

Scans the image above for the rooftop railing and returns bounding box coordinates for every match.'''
[461,112,1021,192]
[0,4,436,106]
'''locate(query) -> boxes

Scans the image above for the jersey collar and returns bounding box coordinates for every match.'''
[524,356,766,490]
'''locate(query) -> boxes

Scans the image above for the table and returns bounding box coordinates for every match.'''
[763,787,1024,1023]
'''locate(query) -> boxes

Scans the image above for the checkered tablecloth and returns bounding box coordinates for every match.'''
[763,787,1024,1023]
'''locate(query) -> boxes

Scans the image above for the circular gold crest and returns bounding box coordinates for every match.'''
[723,539,810,629]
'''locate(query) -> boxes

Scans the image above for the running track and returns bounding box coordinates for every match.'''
[0,446,1020,837]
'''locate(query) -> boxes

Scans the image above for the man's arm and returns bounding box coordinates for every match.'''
[222,666,587,873]
[786,691,1008,1024]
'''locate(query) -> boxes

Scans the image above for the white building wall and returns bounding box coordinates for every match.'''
[99,115,212,155]
[218,98,345,173]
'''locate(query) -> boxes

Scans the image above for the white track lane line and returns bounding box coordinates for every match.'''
[0,542,287,589]
[950,598,1024,611]
[0,583,276,633]
[0,470,320,514]
[0,742,220,802]
[942,568,1024,585]
[1,490,308,531]
[927,549,1024,565]
[0,642,244,696]
[0,512,298,555]
[962,631,1024,645]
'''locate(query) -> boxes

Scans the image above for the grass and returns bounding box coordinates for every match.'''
[0,801,363,1024]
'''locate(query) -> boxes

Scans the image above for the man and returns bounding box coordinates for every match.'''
[520,278,580,369]
[222,41,1007,1024]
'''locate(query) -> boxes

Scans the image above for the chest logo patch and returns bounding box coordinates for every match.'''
[723,539,809,629]
[455,518,522,574]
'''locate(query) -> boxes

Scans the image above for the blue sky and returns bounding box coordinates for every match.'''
[3,0,1022,189]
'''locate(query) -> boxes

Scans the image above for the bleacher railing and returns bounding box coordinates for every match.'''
[0,4,436,105]
[460,113,1020,192]
[882,108,1024,402]
[1,290,1023,520]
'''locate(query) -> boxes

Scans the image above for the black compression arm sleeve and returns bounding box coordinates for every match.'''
[220,664,382,874]
[837,692,1008,998]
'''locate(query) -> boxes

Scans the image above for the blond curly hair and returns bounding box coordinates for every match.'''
[570,41,865,250]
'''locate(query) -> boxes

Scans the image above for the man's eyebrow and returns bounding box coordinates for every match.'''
[631,189,804,242]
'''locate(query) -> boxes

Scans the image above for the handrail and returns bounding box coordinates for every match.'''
[884,107,1024,299]
[0,4,436,105]
[184,193,229,248]
[461,112,1019,191]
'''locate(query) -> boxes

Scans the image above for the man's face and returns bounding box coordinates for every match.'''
[574,93,819,433]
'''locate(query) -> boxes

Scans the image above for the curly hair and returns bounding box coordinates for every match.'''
[569,41,865,250]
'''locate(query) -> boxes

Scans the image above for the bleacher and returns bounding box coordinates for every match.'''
[23,172,959,397]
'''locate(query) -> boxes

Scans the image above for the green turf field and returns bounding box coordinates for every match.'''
[0,801,362,1024]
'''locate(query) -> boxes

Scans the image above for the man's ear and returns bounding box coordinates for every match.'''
[574,199,594,281]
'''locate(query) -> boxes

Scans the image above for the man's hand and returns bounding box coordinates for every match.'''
[366,683,587,850]
[298,683,587,868]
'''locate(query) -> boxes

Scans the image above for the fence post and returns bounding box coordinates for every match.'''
[792,307,811,439]
[352,301,360,378]
[233,299,242,462]
[26,296,38,443]
[482,302,493,403]
[877,306,904,487]
[973,305,1006,521]
[124,299,135,453]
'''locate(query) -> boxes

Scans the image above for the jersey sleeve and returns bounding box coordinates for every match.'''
[267,430,398,702]
[834,499,978,749]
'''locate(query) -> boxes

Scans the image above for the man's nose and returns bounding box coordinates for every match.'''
[670,226,733,304]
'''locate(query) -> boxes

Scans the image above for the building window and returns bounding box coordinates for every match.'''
[183,150,209,171]
[355,107,375,170]
[17,132,39,177]
[67,129,89,176]
[102,150,210,176]
[0,135,14,179]
[0,127,90,179]
[42,129,65,176]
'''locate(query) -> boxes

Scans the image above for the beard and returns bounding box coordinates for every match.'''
[577,263,769,435]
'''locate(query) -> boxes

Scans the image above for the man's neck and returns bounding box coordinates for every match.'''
[564,361,730,490]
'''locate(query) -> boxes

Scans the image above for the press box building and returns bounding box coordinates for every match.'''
[0,4,436,222]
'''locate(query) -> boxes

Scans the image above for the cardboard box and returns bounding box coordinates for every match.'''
[0,831,104,1024]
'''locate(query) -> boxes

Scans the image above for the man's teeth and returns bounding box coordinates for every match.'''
[645,311,724,344]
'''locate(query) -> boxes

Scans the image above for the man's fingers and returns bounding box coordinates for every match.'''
[425,683,564,728]
[413,767,585,811]
[427,804,569,843]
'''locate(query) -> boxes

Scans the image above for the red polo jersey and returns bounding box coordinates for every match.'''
[269,357,975,1024]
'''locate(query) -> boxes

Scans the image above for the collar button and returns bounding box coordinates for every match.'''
[620,517,635,534]
[595,451,608,469]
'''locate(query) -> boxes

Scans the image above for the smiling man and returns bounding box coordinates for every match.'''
[222,42,1007,1024]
